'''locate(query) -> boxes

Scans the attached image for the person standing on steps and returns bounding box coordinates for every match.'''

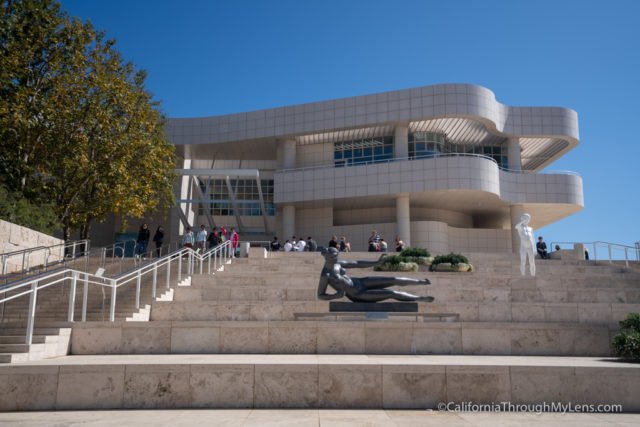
[196,224,208,253]
[136,223,150,259]
[182,226,194,249]
[230,227,239,257]
[207,226,220,250]
[152,226,164,258]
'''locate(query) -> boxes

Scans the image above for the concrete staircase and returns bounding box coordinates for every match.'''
[1,250,639,411]
[0,327,71,363]
[0,255,184,362]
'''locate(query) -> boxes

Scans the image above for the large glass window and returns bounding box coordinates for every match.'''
[451,144,508,169]
[408,132,446,159]
[197,178,275,216]
[334,136,393,167]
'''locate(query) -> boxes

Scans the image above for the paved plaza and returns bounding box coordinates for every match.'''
[1,409,639,426]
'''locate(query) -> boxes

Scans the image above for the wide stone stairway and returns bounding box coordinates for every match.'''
[1,250,639,412]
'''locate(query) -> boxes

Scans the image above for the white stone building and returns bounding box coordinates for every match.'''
[166,83,583,253]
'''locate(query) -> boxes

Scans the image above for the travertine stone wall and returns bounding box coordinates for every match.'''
[0,219,64,273]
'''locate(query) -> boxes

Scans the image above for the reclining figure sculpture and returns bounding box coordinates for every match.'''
[316,247,434,303]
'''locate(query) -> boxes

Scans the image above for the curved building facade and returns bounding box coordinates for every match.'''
[166,83,583,253]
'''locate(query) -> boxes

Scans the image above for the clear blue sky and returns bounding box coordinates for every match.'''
[61,0,639,248]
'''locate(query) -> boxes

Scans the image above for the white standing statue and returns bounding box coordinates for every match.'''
[514,213,536,276]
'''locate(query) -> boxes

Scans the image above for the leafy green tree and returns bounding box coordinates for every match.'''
[0,0,176,240]
[0,184,59,234]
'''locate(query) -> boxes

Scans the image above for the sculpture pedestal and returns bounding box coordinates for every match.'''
[329,302,418,313]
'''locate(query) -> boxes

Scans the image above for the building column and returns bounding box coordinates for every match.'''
[394,122,409,159]
[507,138,522,172]
[396,194,411,247]
[510,205,525,253]
[177,159,195,234]
[282,205,296,241]
[281,139,297,169]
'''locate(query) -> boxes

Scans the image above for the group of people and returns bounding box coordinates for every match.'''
[367,230,407,253]
[182,225,239,256]
[135,224,165,259]
[536,237,590,260]
[271,236,320,252]
[267,232,409,253]
[133,223,240,259]
[328,236,352,252]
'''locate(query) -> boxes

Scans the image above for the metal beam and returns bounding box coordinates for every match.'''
[225,176,245,231]
[255,171,270,234]
[176,168,259,178]
[191,176,217,229]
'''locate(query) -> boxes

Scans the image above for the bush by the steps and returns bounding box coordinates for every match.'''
[399,247,431,258]
[429,253,473,272]
[613,312,640,360]
[374,248,432,271]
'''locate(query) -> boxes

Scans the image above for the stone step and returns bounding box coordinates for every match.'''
[0,335,54,345]
[0,327,71,336]
[191,270,640,290]
[1,354,638,411]
[174,284,640,304]
[70,320,615,357]
[0,352,29,363]
[151,299,640,323]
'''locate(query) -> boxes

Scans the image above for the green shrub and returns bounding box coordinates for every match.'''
[400,247,431,258]
[374,260,418,272]
[620,312,640,331]
[430,253,469,271]
[613,313,640,360]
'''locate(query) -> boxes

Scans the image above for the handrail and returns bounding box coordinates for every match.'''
[0,240,233,346]
[274,153,581,177]
[0,240,90,280]
[550,241,639,267]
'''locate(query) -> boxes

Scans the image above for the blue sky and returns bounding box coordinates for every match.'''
[61,0,639,248]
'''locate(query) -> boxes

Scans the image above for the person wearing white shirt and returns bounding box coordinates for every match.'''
[284,240,293,252]
[296,239,306,252]
[196,224,207,253]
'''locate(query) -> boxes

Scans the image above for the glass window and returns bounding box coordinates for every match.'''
[408,132,446,159]
[203,178,275,216]
[334,136,394,167]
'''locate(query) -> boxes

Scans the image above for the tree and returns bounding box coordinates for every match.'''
[0,0,176,240]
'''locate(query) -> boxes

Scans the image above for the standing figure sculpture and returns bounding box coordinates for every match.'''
[317,247,434,302]
[514,213,536,276]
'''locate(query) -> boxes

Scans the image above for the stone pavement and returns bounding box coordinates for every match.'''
[0,409,639,426]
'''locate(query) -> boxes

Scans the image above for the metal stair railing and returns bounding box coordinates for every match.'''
[0,240,90,283]
[0,240,233,346]
[550,241,639,268]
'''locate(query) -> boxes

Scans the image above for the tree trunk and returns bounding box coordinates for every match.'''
[79,218,93,240]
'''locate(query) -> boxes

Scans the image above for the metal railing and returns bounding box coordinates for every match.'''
[0,240,90,282]
[0,240,233,346]
[275,153,581,177]
[551,241,639,268]
[100,240,181,273]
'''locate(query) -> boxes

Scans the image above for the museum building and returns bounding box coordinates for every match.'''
[165,83,583,253]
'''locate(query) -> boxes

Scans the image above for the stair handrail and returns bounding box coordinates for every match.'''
[0,240,90,279]
[550,241,639,267]
[0,240,233,346]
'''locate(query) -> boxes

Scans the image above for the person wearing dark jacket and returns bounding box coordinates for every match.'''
[152,226,164,258]
[136,223,151,258]
[536,236,548,259]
